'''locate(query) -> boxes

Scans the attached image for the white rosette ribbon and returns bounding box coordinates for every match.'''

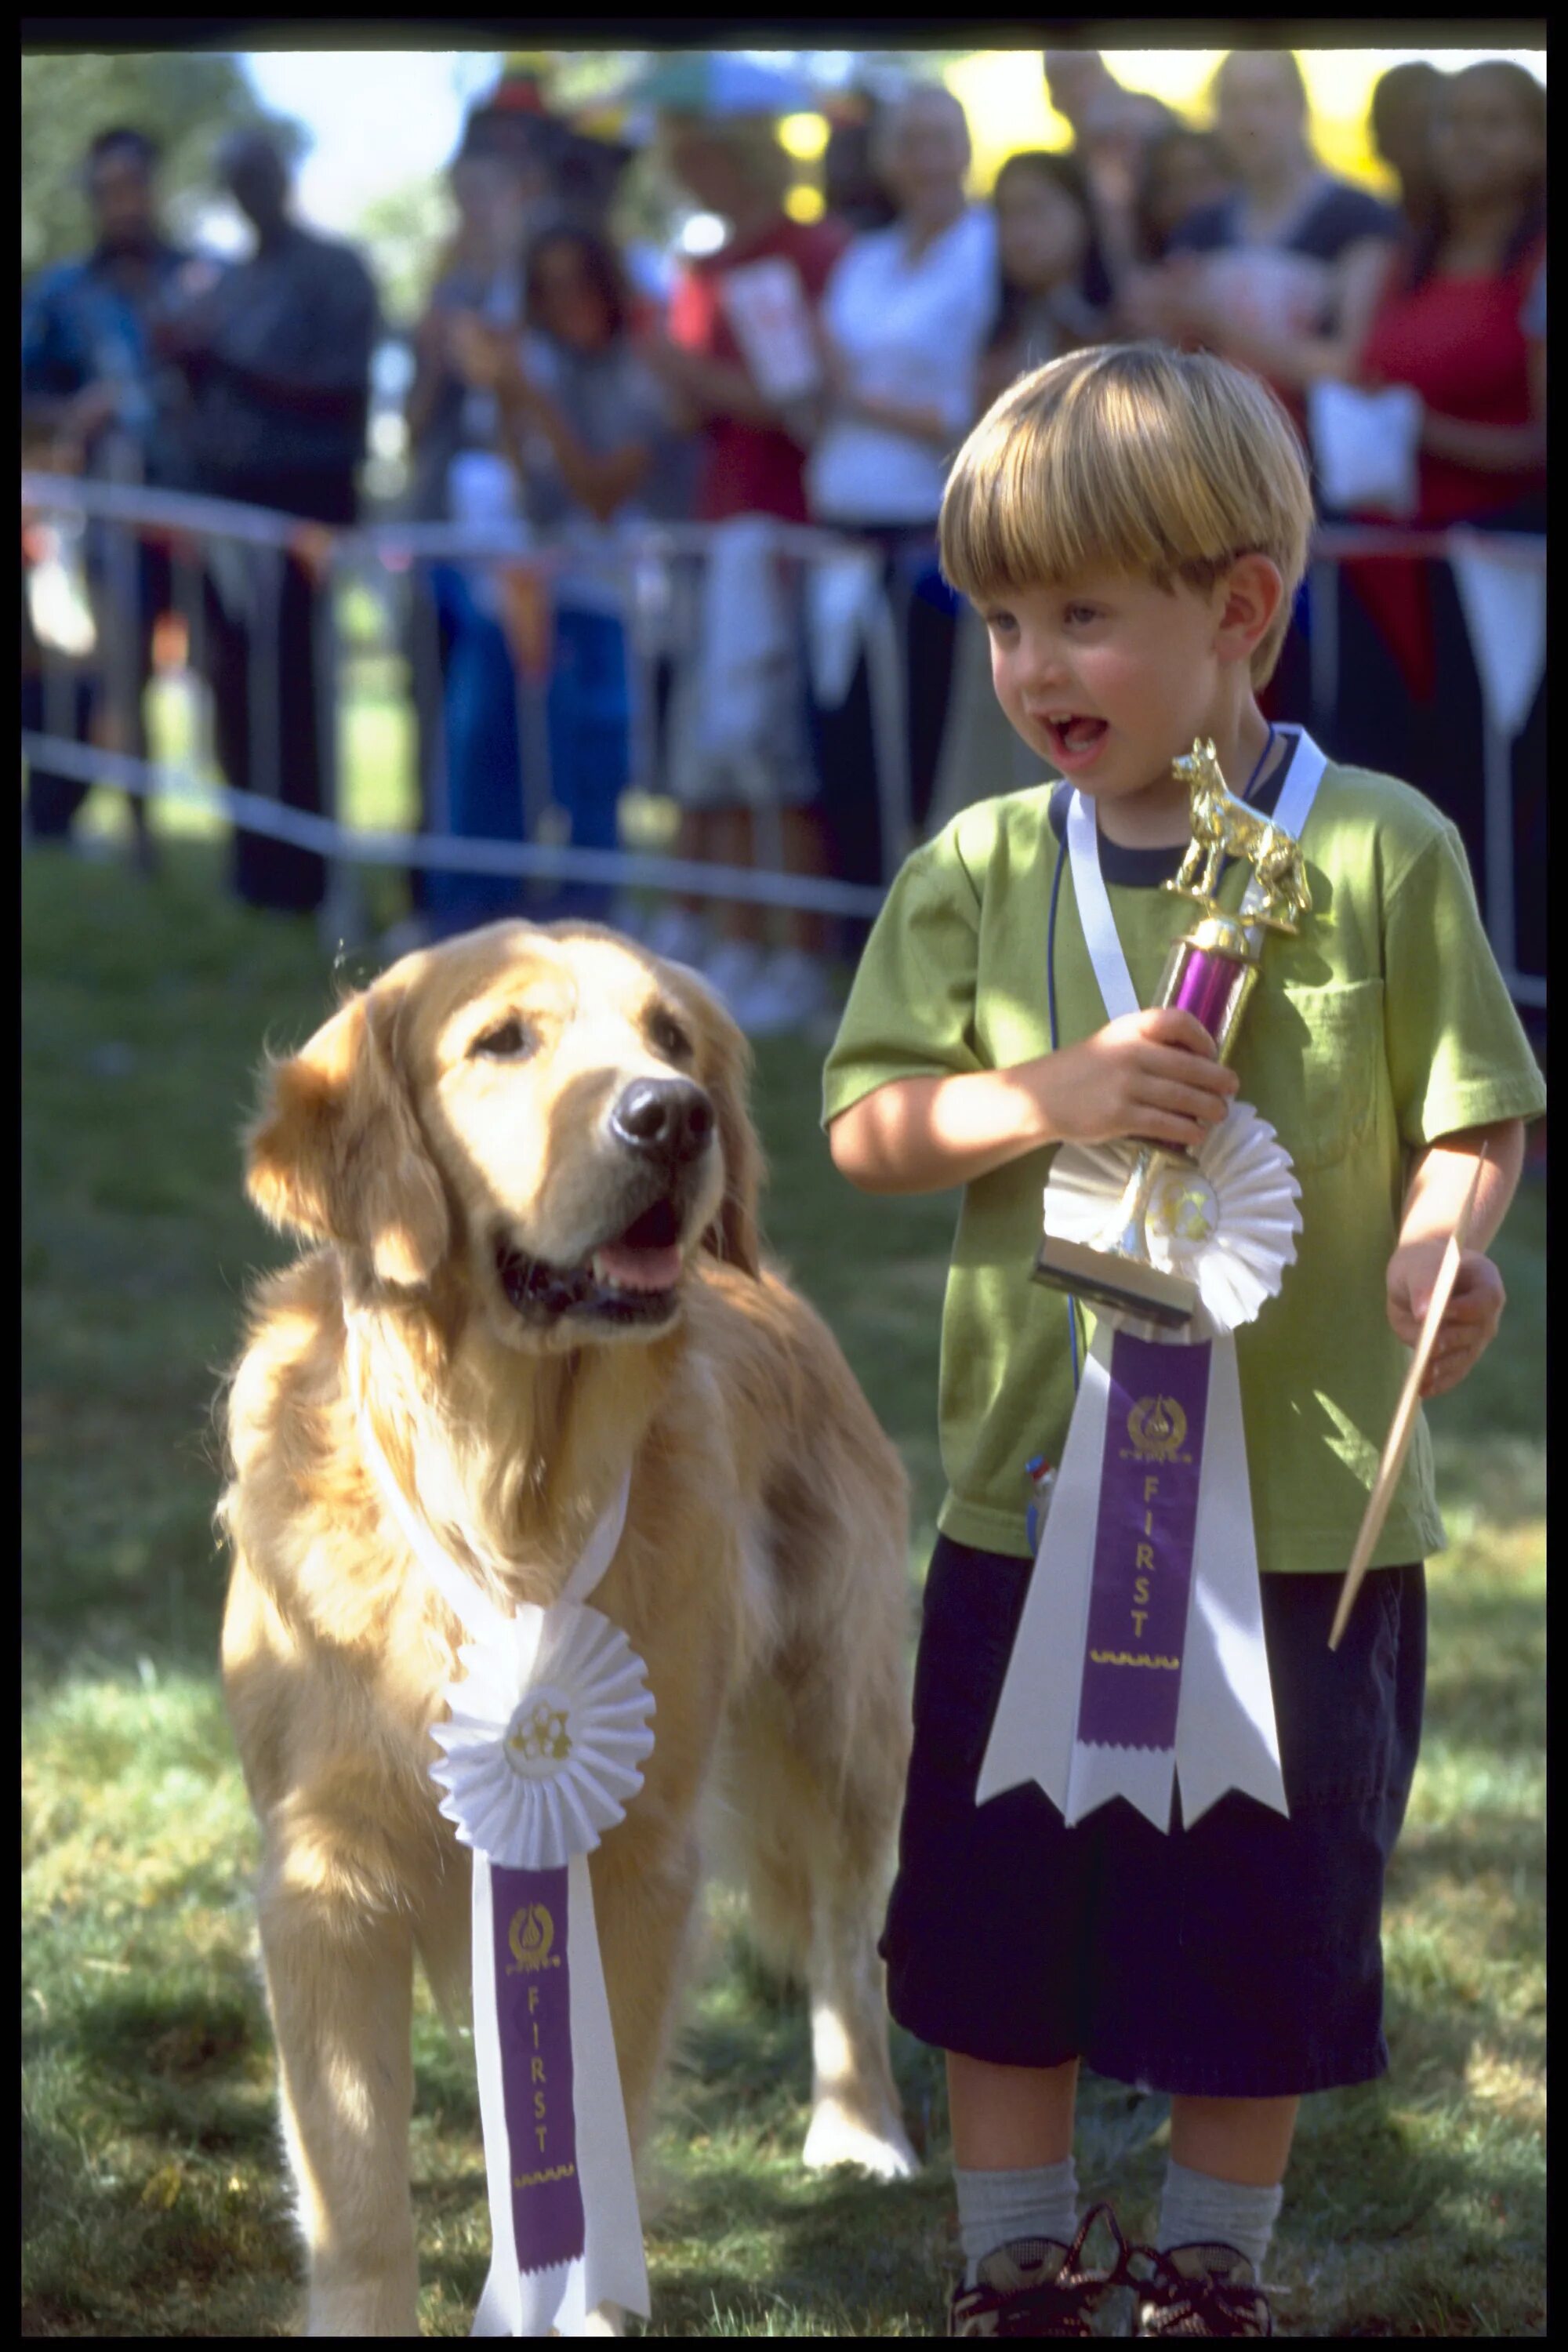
[348,1351,652,2339]
[1040,1096,1302,1343]
[429,1601,655,1871]
[426,1581,655,2336]
[425,1551,654,2340]
[978,1100,1301,1832]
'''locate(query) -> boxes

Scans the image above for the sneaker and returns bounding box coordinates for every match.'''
[699,935,769,1017]
[1132,2242,1274,2337]
[949,2203,1133,2338]
[641,902,711,969]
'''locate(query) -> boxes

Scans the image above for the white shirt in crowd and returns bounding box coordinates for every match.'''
[806,205,998,527]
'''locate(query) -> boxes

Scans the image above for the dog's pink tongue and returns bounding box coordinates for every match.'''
[592,1242,683,1293]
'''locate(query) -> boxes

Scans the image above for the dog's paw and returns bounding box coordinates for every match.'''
[802,2097,920,2181]
[579,2302,624,2336]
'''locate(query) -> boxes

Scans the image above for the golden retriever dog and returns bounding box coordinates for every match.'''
[217,920,917,2337]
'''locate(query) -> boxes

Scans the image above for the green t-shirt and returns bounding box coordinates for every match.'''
[822,740,1545,1570]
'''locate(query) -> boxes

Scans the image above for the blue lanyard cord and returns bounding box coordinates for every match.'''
[1046,818,1069,1057]
[1250,724,1278,801]
[1044,826,1084,1393]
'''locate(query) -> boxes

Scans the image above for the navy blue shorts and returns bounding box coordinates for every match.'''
[882,1536,1426,2097]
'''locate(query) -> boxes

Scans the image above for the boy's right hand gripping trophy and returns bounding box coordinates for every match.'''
[1033,738,1312,1328]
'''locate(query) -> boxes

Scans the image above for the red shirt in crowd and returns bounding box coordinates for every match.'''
[1345,234,1544,699]
[1359,233,1546,524]
[667,213,848,523]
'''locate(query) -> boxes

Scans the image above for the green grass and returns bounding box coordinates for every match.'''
[22,819,1544,2336]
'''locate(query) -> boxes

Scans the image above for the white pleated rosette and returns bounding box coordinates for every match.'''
[1044,1098,1302,1338]
[430,1601,655,1870]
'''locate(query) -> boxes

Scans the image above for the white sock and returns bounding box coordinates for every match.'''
[1157,2158,1283,2277]
[956,2155,1080,2285]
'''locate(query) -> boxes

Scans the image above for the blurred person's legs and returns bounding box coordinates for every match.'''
[1334,526,1544,1046]
[1414,561,1489,928]
[1421,524,1544,1035]
[198,470,349,916]
[901,544,962,836]
[226,550,329,915]
[82,529,170,872]
[1258,575,1312,737]
[1328,557,1423,783]
[1512,674,1545,1011]
[641,805,715,967]
[21,670,96,839]
[544,604,631,927]
[405,566,458,925]
[812,652,881,908]
[812,532,961,964]
[22,543,98,844]
[423,564,525,939]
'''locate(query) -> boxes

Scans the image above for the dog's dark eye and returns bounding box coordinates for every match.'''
[470,1018,534,1060]
[649,1011,692,1063]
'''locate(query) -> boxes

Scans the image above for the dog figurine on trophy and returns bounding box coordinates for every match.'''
[1034,738,1312,1327]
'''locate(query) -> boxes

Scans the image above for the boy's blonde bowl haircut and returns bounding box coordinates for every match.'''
[939,342,1316,684]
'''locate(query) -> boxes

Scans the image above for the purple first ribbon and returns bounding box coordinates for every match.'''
[1075,1330,1210,1752]
[492,1862,586,2274]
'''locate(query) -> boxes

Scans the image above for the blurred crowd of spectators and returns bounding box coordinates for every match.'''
[21,49,1546,1027]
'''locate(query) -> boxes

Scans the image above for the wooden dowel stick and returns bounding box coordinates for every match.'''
[1328,1147,1489,1652]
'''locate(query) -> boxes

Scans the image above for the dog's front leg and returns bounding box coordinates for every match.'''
[591,1824,703,2151]
[258,1881,419,2337]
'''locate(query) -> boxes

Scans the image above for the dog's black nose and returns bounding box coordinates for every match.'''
[610,1078,714,1165]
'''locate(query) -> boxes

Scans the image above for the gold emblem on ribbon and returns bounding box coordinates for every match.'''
[1127,1396,1188,1461]
[509,1902,556,1973]
[507,1699,572,1766]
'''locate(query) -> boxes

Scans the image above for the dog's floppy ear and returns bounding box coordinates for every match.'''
[245,984,450,1286]
[699,1004,763,1279]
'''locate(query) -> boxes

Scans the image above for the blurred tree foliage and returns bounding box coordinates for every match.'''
[351,176,456,329]
[21,51,304,278]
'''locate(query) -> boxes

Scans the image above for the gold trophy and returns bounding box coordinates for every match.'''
[1034,739,1312,1328]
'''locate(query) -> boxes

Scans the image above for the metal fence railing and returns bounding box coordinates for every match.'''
[20,473,1544,1009]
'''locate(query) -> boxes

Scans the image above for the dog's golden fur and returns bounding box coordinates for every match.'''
[217,921,915,2336]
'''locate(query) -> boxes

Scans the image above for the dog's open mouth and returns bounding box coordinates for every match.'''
[495,1198,685,1325]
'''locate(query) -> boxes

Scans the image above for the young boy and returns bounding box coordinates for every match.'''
[822,343,1544,2338]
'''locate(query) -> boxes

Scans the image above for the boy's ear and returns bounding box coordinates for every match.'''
[1216,553,1285,666]
[245,985,450,1287]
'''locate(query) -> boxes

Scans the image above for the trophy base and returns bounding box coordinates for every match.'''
[1033,1232,1198,1330]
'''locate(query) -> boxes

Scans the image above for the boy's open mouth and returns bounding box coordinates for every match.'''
[1042,714,1109,767]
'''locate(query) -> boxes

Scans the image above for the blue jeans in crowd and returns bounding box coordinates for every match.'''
[423,568,630,938]
[424,563,526,937]
[543,602,630,926]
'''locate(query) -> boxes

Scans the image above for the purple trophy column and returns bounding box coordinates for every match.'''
[1169,943,1248,1047]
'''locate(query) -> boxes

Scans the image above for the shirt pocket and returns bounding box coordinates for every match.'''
[1257,977,1385,1173]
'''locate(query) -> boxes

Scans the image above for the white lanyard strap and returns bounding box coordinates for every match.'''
[1065,789,1140,1021]
[1066,728,1328,1020]
[346,1327,630,1644]
[1238,728,1327,924]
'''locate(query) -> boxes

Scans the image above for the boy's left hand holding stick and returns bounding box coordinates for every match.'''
[1385,1125,1520,1399]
